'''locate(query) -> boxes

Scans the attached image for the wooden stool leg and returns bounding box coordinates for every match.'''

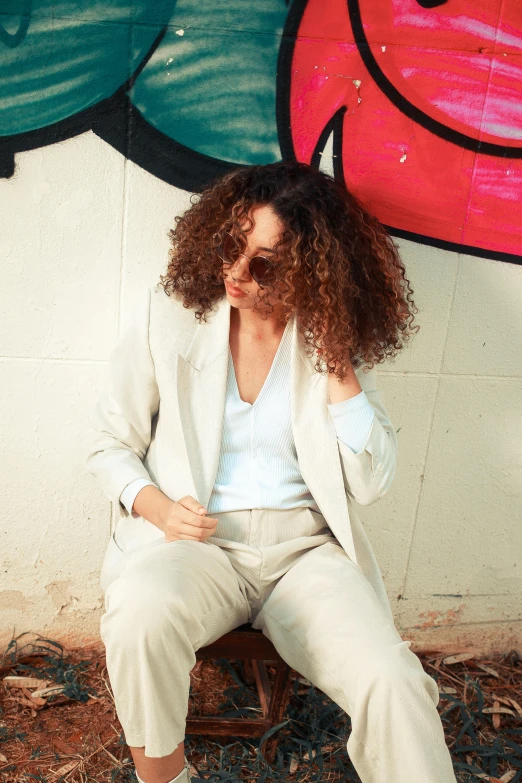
[259,660,293,764]
[191,627,293,766]
[243,658,256,687]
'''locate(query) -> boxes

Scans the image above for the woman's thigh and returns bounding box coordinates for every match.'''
[251,542,423,710]
[101,538,250,651]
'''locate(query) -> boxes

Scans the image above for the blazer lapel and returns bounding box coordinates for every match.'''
[176,294,231,512]
[175,294,357,564]
[290,317,358,563]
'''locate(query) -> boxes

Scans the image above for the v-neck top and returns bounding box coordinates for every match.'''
[207,317,322,513]
[228,319,289,408]
[120,320,376,517]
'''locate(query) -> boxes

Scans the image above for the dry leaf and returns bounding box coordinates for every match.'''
[483,707,515,716]
[12,685,46,708]
[2,676,49,688]
[443,652,475,665]
[500,771,517,782]
[16,696,38,709]
[290,753,299,774]
[494,701,501,729]
[32,684,66,699]
[492,694,515,708]
[475,663,499,678]
[439,686,457,694]
[52,738,77,755]
[491,693,522,717]
[506,697,522,719]
[29,694,47,707]
[0,752,7,763]
[52,760,80,776]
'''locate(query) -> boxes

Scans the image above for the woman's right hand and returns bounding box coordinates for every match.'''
[159,495,219,543]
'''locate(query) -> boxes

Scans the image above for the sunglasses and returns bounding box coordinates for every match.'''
[214,231,277,288]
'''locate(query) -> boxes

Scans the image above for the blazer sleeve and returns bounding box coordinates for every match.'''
[84,285,160,516]
[335,365,398,506]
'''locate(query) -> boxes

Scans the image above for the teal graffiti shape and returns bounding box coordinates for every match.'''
[129,0,287,164]
[0,0,177,135]
[1,0,288,165]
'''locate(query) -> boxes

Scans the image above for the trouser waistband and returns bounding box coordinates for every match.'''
[209,506,333,548]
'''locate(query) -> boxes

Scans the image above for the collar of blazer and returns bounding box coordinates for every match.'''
[171,291,358,564]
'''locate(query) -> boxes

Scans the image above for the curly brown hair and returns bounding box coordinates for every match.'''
[158,161,419,380]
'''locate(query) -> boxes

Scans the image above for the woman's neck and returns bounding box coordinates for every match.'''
[230,304,287,341]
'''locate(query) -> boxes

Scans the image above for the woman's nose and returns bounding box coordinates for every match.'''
[230,254,252,280]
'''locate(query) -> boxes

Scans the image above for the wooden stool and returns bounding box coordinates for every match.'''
[186,623,293,764]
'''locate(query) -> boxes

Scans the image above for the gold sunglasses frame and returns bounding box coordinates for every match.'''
[214,231,277,289]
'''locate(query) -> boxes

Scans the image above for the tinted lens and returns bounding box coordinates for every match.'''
[215,231,276,287]
[250,256,276,286]
[216,232,242,264]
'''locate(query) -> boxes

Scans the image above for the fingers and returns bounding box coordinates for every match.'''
[167,495,219,541]
[179,494,208,516]
[179,520,217,540]
[167,529,212,543]
[178,499,218,529]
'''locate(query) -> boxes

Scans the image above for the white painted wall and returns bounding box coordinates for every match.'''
[1,131,520,653]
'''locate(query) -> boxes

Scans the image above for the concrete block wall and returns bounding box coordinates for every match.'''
[1,132,521,653]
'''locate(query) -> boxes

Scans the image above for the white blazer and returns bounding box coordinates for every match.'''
[85,283,398,618]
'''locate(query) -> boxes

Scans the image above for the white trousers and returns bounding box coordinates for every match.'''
[99,506,457,783]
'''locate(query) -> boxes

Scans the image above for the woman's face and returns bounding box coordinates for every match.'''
[222,204,284,312]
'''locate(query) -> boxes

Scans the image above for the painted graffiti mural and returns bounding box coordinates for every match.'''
[1,0,521,263]
[289,0,522,261]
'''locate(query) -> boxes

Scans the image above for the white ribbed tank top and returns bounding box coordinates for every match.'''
[206,318,321,514]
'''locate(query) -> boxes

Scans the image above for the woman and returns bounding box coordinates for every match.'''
[86,161,457,783]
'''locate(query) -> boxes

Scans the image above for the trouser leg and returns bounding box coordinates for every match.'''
[100,540,250,758]
[252,541,457,783]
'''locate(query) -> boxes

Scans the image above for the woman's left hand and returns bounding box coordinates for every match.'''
[317,344,362,403]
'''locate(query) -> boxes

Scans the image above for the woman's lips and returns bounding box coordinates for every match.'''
[226,282,246,296]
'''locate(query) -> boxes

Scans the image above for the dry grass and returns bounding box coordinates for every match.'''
[0,631,521,783]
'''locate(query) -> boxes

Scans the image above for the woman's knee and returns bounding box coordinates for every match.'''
[101,567,194,644]
[353,642,439,708]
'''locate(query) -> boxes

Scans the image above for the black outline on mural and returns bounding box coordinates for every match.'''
[310,109,522,265]
[276,0,522,264]
[308,111,522,265]
[310,107,346,181]
[347,0,522,157]
[277,0,522,264]
[0,0,520,264]
[0,23,238,189]
[276,0,302,163]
